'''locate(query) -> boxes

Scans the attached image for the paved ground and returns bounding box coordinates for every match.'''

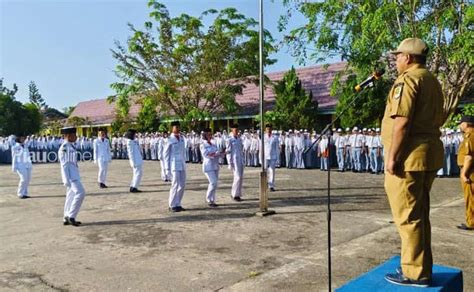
[0,160,472,291]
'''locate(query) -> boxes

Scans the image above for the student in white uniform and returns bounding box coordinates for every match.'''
[334,129,346,171]
[93,129,112,188]
[200,128,222,207]
[158,132,170,182]
[126,129,143,193]
[59,127,86,227]
[261,124,279,192]
[318,134,329,170]
[226,124,245,201]
[164,121,187,212]
[11,134,33,199]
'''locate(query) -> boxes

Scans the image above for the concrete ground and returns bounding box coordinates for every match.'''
[0,160,472,292]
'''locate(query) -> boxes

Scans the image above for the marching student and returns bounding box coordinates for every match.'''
[200,128,222,207]
[11,134,33,199]
[261,124,279,192]
[164,121,187,212]
[226,124,244,201]
[59,127,86,227]
[126,129,143,193]
[93,129,112,188]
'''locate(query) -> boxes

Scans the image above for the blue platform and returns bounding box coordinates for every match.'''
[336,256,463,291]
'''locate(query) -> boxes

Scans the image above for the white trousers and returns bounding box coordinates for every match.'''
[64,180,86,219]
[266,159,276,188]
[169,170,186,208]
[16,168,32,197]
[231,164,244,198]
[204,170,219,203]
[131,165,143,188]
[160,160,169,181]
[295,149,305,168]
[97,160,108,184]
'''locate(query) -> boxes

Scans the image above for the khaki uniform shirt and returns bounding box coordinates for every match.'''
[381,64,445,171]
[457,132,474,167]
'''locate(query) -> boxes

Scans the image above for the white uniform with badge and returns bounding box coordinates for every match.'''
[12,143,33,198]
[127,138,144,188]
[94,137,112,185]
[164,134,187,208]
[59,141,86,220]
[200,140,220,203]
[226,133,245,198]
[261,134,279,189]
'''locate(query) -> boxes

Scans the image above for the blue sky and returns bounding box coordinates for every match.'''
[1,0,336,110]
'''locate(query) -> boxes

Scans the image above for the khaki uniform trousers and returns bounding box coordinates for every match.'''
[384,171,436,281]
[460,172,474,228]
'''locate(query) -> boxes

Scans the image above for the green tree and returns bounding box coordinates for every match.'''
[28,81,46,109]
[0,80,42,136]
[271,67,319,129]
[110,0,276,124]
[23,103,43,133]
[445,103,474,128]
[136,95,159,132]
[280,0,473,127]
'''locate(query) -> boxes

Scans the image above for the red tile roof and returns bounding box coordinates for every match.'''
[70,62,347,124]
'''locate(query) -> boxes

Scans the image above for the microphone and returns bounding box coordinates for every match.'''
[354,69,385,92]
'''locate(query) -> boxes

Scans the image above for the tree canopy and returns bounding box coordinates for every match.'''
[264,67,318,130]
[29,81,46,109]
[110,0,276,130]
[280,0,473,127]
[0,79,42,136]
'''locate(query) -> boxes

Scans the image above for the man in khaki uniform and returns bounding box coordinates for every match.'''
[382,38,445,287]
[456,115,474,231]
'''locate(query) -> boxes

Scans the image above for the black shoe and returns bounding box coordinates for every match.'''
[68,217,82,227]
[457,223,474,230]
[169,207,181,212]
[19,195,30,199]
[269,187,275,192]
[385,273,430,288]
[177,206,186,211]
[99,183,108,188]
[208,202,218,207]
[130,187,142,193]
[63,216,70,225]
[232,196,242,202]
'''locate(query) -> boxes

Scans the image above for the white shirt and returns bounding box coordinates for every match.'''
[59,141,81,185]
[11,143,32,171]
[349,134,365,148]
[127,139,143,168]
[200,140,220,172]
[263,134,279,161]
[164,134,186,171]
[226,134,244,167]
[94,138,112,163]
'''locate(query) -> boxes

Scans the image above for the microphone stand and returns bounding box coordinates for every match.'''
[304,83,374,292]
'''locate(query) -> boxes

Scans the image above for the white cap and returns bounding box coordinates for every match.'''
[376,128,381,132]
[337,128,342,133]
[362,128,367,131]
[345,127,350,132]
[353,126,359,131]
